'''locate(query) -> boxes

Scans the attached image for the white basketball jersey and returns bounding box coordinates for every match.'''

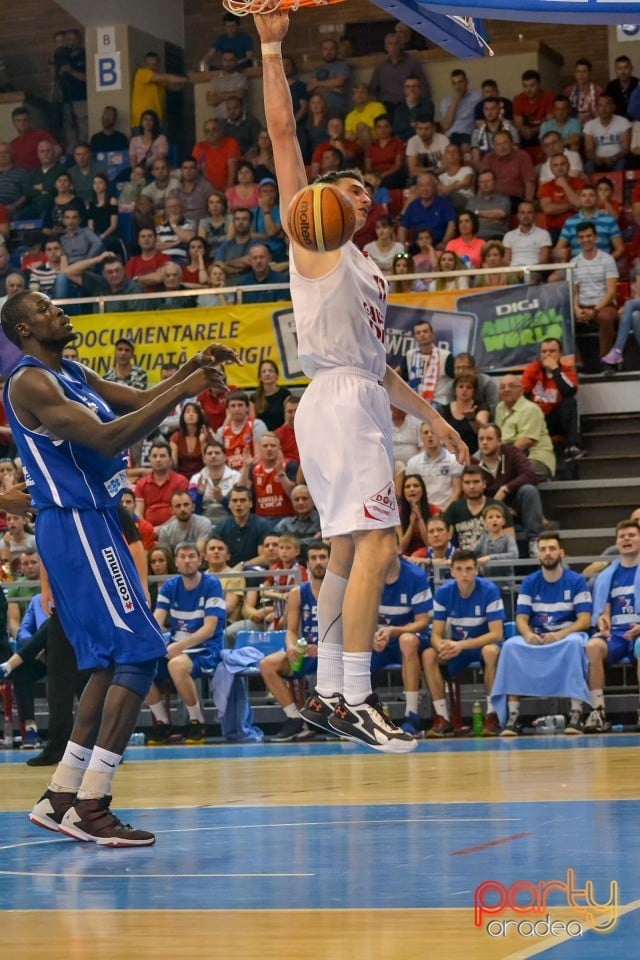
[289,242,389,380]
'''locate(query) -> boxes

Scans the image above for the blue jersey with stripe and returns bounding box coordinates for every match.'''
[378,558,432,627]
[156,572,226,655]
[3,357,127,510]
[433,576,504,641]
[299,580,319,644]
[609,564,638,640]
[516,569,592,633]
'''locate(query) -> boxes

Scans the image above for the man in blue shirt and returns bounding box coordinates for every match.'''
[236,243,290,304]
[424,549,504,736]
[585,519,640,733]
[370,543,432,735]
[146,541,226,745]
[493,534,592,736]
[555,184,624,261]
[398,172,456,247]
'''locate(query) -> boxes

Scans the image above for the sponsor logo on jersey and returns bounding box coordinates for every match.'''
[104,469,128,498]
[363,483,397,522]
[102,546,134,613]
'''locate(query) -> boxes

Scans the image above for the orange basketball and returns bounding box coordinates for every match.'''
[287,183,357,253]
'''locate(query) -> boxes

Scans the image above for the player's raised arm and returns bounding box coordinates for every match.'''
[253,12,307,220]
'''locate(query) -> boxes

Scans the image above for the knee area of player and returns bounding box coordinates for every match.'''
[634,637,640,660]
[112,658,158,698]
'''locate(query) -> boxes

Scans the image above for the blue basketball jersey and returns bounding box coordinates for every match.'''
[609,564,638,640]
[517,569,592,633]
[155,572,226,655]
[4,356,128,510]
[433,576,504,641]
[378,558,432,627]
[299,580,319,644]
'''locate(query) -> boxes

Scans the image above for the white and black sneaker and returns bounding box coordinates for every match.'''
[565,710,584,735]
[583,707,609,734]
[29,790,77,833]
[300,690,340,735]
[501,715,522,737]
[328,694,418,753]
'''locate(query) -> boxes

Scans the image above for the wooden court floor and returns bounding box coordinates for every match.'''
[1,736,639,960]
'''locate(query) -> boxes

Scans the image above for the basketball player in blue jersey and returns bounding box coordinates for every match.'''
[426,549,505,737]
[260,539,329,742]
[255,8,468,754]
[370,543,432,737]
[497,534,592,737]
[585,519,640,733]
[1,291,237,846]
[146,541,226,745]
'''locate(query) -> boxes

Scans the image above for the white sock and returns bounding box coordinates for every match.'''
[591,689,605,710]
[486,696,495,714]
[316,570,348,696]
[284,703,300,719]
[343,651,372,705]
[150,701,169,723]
[405,691,419,715]
[187,703,204,723]
[316,644,344,699]
[433,698,449,721]
[49,741,92,793]
[570,698,583,712]
[508,699,520,719]
[76,746,122,800]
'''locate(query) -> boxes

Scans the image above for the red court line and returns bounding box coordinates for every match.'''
[451,832,533,856]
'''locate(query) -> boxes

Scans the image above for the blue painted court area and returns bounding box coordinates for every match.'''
[0,797,634,918]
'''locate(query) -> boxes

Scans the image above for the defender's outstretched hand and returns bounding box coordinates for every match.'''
[200,343,242,366]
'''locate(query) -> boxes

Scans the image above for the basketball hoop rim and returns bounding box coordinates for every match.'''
[223,0,345,14]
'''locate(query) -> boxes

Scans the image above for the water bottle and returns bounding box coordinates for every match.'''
[533,714,566,733]
[472,700,484,737]
[128,732,145,745]
[291,638,307,672]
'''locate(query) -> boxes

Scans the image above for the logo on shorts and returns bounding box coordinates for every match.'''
[363,483,397,522]
[102,547,134,613]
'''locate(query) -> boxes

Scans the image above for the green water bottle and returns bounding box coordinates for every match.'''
[472,700,484,737]
[291,638,308,672]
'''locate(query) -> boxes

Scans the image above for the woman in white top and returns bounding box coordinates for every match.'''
[438,144,474,213]
[363,215,405,274]
[129,110,169,171]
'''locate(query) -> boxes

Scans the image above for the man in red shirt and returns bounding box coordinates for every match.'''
[240,432,296,529]
[365,114,406,190]
[521,337,585,462]
[134,440,189,533]
[538,153,584,244]
[275,395,300,462]
[192,118,241,191]
[481,131,536,214]
[10,107,57,171]
[513,70,555,153]
[125,227,169,290]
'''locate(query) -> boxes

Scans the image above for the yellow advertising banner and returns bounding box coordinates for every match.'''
[67,292,457,387]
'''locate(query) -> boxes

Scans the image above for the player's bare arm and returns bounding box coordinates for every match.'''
[383,365,470,464]
[253,10,344,279]
[84,344,241,414]
[9,360,228,460]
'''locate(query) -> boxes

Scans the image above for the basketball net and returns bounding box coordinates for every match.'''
[223,0,344,14]
[446,16,494,56]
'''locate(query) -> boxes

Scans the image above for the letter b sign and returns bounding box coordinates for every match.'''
[95,52,121,91]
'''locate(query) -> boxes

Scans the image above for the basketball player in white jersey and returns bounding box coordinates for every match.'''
[255,9,469,752]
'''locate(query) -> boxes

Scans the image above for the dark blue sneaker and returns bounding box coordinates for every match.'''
[401,711,423,737]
